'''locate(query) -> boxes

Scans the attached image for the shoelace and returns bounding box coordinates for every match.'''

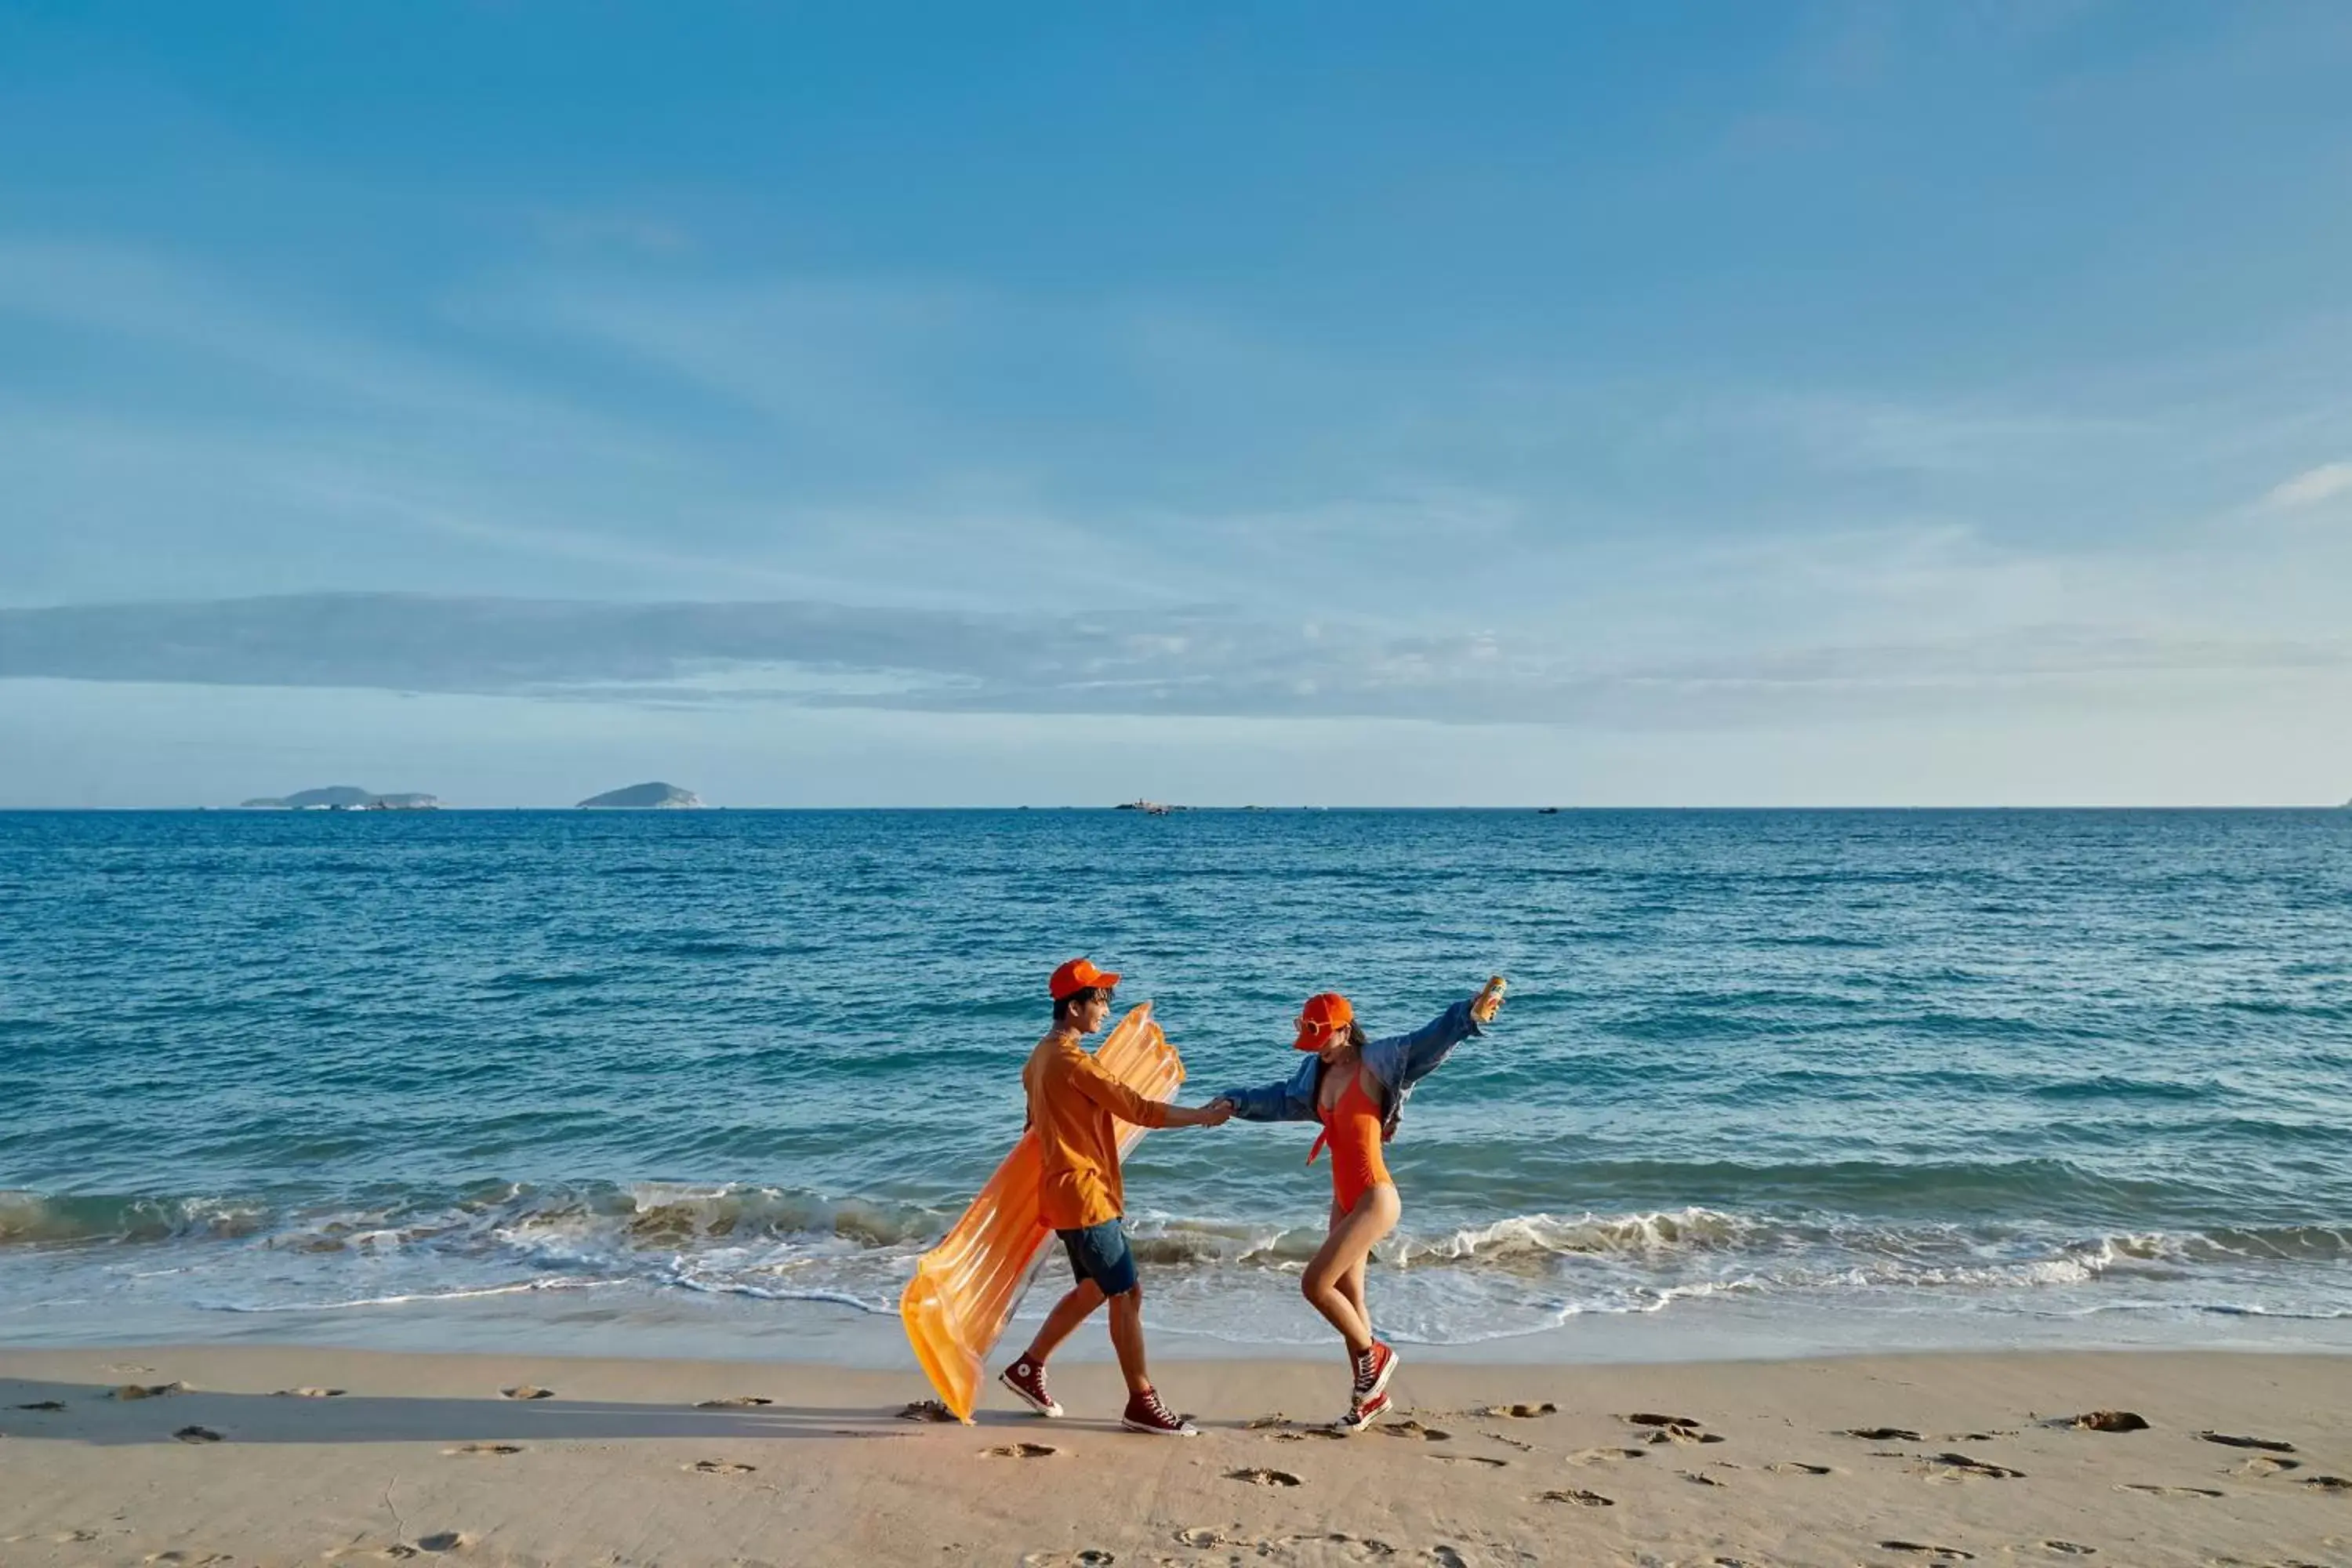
[1351,1348,1378,1392]
[1135,1390,1180,1425]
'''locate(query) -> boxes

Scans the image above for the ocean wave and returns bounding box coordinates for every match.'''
[1393,1207,1755,1267]
[0,1190,271,1247]
[12,1180,2351,1272]
[11,1176,2352,1338]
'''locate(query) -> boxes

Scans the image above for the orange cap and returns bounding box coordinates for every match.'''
[1294,991,1354,1050]
[1049,957,1122,1000]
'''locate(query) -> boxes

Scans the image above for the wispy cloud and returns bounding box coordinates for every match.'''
[2265,461,2352,510]
[4,593,2343,731]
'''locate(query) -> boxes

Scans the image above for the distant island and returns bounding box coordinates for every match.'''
[238,786,439,811]
[1115,799,1181,815]
[577,782,704,810]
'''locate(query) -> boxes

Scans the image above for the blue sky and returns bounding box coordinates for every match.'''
[3,2,2349,804]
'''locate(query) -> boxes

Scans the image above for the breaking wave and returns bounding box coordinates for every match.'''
[8,1180,2350,1337]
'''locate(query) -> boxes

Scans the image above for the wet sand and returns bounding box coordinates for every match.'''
[3,1344,2347,1566]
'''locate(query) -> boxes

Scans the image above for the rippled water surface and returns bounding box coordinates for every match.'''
[3,808,2349,1357]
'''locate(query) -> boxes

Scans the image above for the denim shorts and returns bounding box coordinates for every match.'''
[1058,1217,1140,1297]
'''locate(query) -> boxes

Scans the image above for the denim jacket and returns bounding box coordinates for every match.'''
[1216,997,1486,1138]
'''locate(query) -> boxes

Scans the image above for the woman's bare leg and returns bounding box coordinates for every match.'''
[1302,1182,1399,1356]
[1328,1197,1370,1334]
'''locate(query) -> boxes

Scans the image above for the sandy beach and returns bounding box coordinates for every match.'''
[3,1345,2347,1567]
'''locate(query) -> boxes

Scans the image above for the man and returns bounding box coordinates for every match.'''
[996,957,1231,1436]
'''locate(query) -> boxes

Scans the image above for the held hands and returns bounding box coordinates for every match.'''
[1470,975,1508,1025]
[1197,1097,1235,1127]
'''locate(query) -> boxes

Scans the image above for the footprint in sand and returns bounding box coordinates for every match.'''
[1429,1454,1506,1468]
[984,1443,1058,1459]
[1626,1412,1724,1445]
[2238,1456,2301,1477]
[695,1396,774,1409]
[1478,1403,1557,1419]
[498,1385,554,1401]
[1570,1446,1649,1465]
[1267,1428,1348,1443]
[1429,1551,1468,1568]
[2198,1431,2295,1452]
[143,1553,233,1565]
[1646,1425,1724,1446]
[1481,1430,1535,1451]
[1228,1468,1303,1487]
[1537,1487,1614,1508]
[2301,1475,2352,1493]
[686,1460,757,1475]
[13,1400,67,1412]
[1878,1542,1973,1560]
[411,1532,469,1554]
[1912,1451,2025,1481]
[1379,1420,1451,1441]
[2118,1483,2223,1497]
[445,1444,523,1457]
[274,1387,346,1399]
[2061,1410,2150,1433]
[172,1425,223,1444]
[1272,1534,1396,1559]
[1018,1553,1114,1568]
[1842,1426,1922,1441]
[1174,1529,1232,1548]
[1767,1461,1833,1475]
[112,1382,190,1401]
[896,1399,958,1423]
[2038,1544,2096,1556]
[1682,1470,1726,1486]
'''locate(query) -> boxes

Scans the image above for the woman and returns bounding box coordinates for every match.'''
[1216,975,1507,1428]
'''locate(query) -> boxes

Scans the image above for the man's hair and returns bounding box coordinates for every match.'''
[1053,985,1111,1025]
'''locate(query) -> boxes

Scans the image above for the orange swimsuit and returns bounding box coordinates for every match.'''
[1308,1069,1392,1212]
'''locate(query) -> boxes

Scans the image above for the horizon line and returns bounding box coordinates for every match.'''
[2,804,2347,815]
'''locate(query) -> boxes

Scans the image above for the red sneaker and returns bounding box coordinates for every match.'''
[1351,1341,1399,1406]
[1335,1388,1392,1432]
[997,1357,1062,1418]
[1120,1387,1199,1437]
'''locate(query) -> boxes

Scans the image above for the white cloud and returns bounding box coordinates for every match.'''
[2264,461,2352,510]
[5,592,2346,733]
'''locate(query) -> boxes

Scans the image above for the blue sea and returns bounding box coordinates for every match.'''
[4,809,2350,1364]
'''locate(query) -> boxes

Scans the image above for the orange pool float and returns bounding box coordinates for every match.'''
[900,1002,1185,1421]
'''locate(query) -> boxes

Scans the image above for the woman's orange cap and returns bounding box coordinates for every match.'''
[1294,991,1353,1050]
[1050,956,1121,1000]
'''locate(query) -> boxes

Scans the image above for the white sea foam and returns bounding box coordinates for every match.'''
[200,1277,625,1312]
[13,1175,2352,1346]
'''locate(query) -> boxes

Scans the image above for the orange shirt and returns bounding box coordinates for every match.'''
[1023,1030,1171,1231]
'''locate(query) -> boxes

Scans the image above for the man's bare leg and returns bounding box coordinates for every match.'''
[1021,1277,1105,1366]
[1106,1286,1153,1396]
